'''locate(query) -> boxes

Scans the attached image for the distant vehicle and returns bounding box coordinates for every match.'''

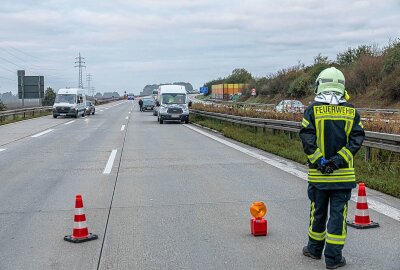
[156,85,192,124]
[53,88,86,118]
[85,101,95,115]
[142,98,155,111]
[127,95,135,100]
[275,100,305,113]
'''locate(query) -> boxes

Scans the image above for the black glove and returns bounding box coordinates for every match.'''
[320,162,335,175]
[316,157,337,175]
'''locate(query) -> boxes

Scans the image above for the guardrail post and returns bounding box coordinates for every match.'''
[13,113,16,120]
[365,146,371,162]
[288,131,293,140]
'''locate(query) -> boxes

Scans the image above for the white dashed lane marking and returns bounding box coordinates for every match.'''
[31,129,54,138]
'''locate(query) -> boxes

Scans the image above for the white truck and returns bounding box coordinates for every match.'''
[156,85,192,124]
[53,88,86,118]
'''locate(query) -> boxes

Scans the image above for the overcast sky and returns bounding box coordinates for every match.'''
[0,0,399,95]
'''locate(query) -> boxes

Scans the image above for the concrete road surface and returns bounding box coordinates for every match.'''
[0,100,399,270]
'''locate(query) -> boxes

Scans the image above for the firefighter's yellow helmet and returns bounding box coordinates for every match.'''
[314,67,345,95]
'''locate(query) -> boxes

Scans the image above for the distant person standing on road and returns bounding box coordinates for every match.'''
[138,98,143,112]
[299,67,365,269]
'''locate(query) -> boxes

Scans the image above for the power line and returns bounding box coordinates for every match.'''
[0,65,16,74]
[9,46,41,60]
[0,56,25,69]
[74,52,85,89]
[1,48,27,63]
[1,47,58,72]
[0,75,14,81]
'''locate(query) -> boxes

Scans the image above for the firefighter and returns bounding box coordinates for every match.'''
[299,67,365,269]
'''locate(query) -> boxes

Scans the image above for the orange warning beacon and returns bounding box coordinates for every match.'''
[250,201,268,236]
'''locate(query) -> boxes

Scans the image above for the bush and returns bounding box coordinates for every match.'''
[0,99,6,111]
[225,68,253,84]
[42,87,56,106]
[265,66,303,96]
[336,45,375,66]
[380,66,400,100]
[344,55,384,94]
[288,74,310,98]
[382,40,400,75]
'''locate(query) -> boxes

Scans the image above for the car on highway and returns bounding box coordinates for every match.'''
[53,88,86,118]
[85,101,95,115]
[156,85,192,124]
[275,100,305,113]
[142,97,155,111]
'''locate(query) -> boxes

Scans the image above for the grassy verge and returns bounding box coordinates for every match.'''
[0,111,51,126]
[191,115,400,198]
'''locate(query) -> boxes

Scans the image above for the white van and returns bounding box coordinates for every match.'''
[53,88,86,118]
[156,85,192,124]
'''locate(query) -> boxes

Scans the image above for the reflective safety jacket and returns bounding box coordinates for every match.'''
[299,102,365,190]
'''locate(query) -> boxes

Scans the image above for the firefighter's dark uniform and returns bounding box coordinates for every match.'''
[299,101,365,266]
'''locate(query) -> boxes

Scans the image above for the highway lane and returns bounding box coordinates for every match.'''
[0,100,399,269]
[99,107,399,269]
[0,101,132,270]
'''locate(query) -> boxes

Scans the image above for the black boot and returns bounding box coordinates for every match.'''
[326,257,346,269]
[302,246,322,260]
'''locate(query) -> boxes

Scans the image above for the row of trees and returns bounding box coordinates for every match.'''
[203,39,400,101]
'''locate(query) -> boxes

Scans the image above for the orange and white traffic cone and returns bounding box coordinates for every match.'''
[347,183,379,229]
[64,194,98,243]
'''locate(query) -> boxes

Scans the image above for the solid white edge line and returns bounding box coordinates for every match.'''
[121,125,125,131]
[184,124,400,222]
[31,129,54,138]
[0,148,6,152]
[64,120,75,125]
[103,149,117,174]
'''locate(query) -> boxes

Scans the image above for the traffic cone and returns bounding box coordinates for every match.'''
[347,183,379,229]
[64,194,98,243]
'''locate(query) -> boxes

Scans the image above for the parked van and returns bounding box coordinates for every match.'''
[156,85,192,124]
[53,88,86,118]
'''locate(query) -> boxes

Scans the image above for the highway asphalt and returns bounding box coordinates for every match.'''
[0,100,399,270]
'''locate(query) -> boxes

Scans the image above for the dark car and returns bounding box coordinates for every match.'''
[142,98,155,111]
[85,101,95,115]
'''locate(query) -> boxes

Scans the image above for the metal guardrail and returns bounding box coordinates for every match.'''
[203,98,400,114]
[0,106,52,122]
[357,108,400,114]
[190,109,400,160]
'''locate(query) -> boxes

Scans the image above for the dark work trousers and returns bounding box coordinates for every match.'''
[307,184,352,266]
